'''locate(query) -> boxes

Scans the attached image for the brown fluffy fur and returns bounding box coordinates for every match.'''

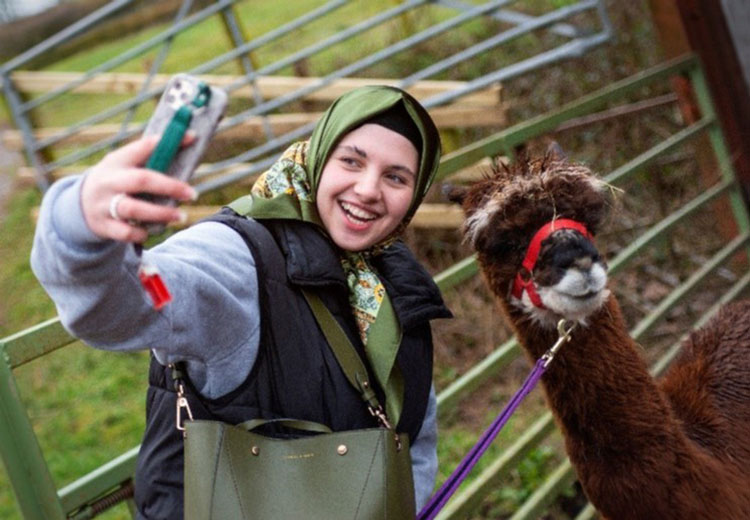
[452,153,750,519]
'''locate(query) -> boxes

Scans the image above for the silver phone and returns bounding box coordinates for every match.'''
[139,74,228,231]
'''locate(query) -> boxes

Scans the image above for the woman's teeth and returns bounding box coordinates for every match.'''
[340,201,377,222]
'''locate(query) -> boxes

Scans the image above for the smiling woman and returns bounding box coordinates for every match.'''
[317,123,418,252]
[31,85,452,519]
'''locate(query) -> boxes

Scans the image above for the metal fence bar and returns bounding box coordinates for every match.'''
[436,54,698,180]
[0,73,50,188]
[0,0,136,74]
[436,411,558,519]
[604,117,713,185]
[43,0,410,169]
[220,6,275,141]
[509,460,578,520]
[114,0,196,144]
[0,352,66,520]
[192,1,611,192]
[688,63,750,236]
[650,269,750,378]
[438,0,581,38]
[437,338,518,412]
[3,318,76,369]
[19,0,238,114]
[401,0,600,86]
[606,179,733,276]
[434,255,479,292]
[629,232,750,340]
[33,0,348,157]
[418,28,612,108]
[57,446,139,515]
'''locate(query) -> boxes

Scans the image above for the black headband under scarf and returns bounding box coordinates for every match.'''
[362,103,423,155]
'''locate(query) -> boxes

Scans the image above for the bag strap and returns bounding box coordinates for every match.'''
[301,289,395,432]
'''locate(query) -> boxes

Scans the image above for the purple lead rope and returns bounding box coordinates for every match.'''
[417,357,548,519]
[417,320,574,520]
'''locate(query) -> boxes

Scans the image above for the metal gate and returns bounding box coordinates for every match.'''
[2,53,749,519]
[4,2,747,520]
[1,0,612,193]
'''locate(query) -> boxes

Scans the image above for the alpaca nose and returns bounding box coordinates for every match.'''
[563,243,602,273]
[569,248,603,272]
[538,230,605,276]
[573,256,594,271]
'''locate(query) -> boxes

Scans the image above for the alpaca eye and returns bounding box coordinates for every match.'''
[482,232,522,260]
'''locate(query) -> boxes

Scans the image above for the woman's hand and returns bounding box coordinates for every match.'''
[80,136,198,243]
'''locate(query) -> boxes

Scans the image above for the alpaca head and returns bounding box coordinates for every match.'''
[449,150,611,327]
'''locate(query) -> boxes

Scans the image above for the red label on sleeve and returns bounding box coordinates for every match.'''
[138,264,172,310]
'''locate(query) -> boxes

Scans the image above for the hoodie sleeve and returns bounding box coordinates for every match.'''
[411,385,439,511]
[30,174,261,397]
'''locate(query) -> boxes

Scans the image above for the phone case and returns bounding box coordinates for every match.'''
[143,74,228,184]
[138,74,227,233]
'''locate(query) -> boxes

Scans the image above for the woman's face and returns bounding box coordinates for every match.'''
[316,123,419,251]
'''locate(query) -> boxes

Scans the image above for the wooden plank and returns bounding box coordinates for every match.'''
[17,162,261,185]
[8,71,502,106]
[179,203,465,229]
[19,156,500,189]
[31,203,465,229]
[2,104,507,151]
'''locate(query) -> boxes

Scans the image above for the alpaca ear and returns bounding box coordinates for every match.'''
[443,184,468,205]
[546,141,567,161]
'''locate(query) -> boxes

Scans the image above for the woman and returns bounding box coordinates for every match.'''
[31,86,451,519]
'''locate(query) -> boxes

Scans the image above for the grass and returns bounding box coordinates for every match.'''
[0,188,54,335]
[0,187,148,519]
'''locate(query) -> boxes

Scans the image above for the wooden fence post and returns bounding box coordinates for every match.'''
[674,0,750,204]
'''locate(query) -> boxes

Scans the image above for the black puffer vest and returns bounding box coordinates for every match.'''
[134,210,451,519]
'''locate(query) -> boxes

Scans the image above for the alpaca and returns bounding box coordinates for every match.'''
[449,152,750,519]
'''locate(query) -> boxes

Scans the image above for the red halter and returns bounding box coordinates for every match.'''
[511,219,593,309]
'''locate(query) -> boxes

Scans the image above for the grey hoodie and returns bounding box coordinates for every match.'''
[30,174,438,509]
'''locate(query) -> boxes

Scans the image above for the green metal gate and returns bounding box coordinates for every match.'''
[3,53,750,518]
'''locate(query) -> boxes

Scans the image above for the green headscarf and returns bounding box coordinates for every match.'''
[229,86,441,425]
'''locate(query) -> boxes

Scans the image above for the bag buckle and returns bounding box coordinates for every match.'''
[368,404,392,430]
[176,383,194,437]
[369,405,403,451]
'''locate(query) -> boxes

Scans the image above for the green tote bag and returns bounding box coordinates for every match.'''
[180,290,416,519]
[184,419,414,519]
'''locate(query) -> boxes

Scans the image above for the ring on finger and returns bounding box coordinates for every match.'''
[109,193,128,221]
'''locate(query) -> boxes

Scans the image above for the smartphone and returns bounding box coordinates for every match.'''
[139,74,228,232]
